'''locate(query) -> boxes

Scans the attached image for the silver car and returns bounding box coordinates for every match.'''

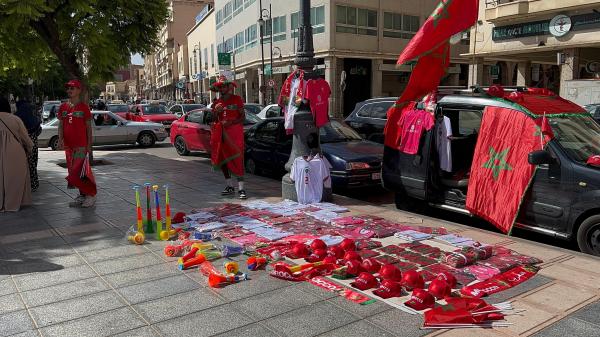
[39,110,168,150]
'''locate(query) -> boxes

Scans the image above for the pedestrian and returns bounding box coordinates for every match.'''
[57,79,97,207]
[0,95,34,212]
[209,76,247,199]
[15,100,42,191]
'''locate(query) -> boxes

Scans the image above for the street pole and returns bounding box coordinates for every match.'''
[258,0,266,106]
[269,3,274,105]
[281,0,332,202]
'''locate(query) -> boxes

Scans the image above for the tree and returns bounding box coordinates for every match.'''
[0,0,169,85]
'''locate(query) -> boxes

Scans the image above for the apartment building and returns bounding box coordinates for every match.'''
[187,4,219,104]
[469,0,600,105]
[213,0,470,116]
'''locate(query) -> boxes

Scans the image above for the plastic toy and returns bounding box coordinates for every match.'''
[178,253,206,270]
[247,256,267,271]
[160,184,172,239]
[164,240,207,257]
[224,261,239,274]
[144,183,155,233]
[208,272,248,288]
[133,185,144,234]
[152,185,163,240]
[127,231,145,245]
[221,245,244,257]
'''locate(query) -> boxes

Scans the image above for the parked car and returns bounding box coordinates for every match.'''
[245,118,383,189]
[128,103,178,132]
[39,111,167,150]
[344,97,395,144]
[170,108,262,155]
[107,103,130,119]
[168,103,206,118]
[244,103,264,115]
[382,88,600,256]
[256,104,282,119]
[584,104,600,123]
[41,100,61,121]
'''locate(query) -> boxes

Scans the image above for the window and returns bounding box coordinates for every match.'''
[255,121,279,142]
[186,110,204,124]
[383,12,419,39]
[225,38,234,53]
[336,5,377,36]
[245,24,258,49]
[210,45,214,67]
[216,9,223,29]
[233,0,243,16]
[244,0,255,8]
[266,106,281,118]
[291,6,325,38]
[223,1,233,24]
[235,31,245,52]
[456,110,483,135]
[170,105,182,114]
[264,15,287,43]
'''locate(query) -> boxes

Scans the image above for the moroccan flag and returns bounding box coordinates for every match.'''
[384,0,479,148]
[466,107,549,233]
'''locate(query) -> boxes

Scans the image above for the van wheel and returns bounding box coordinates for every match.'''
[137,132,156,147]
[174,136,190,156]
[577,215,600,256]
[49,136,59,151]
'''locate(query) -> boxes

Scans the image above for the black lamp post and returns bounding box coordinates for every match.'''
[258,0,270,105]
[281,0,332,202]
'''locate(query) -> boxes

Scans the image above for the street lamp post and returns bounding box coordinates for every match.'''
[258,1,271,105]
[281,0,332,202]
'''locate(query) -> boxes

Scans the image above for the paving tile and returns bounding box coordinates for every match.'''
[60,227,125,244]
[531,317,600,337]
[0,279,17,297]
[0,229,57,245]
[485,275,554,304]
[293,281,339,300]
[39,307,146,337]
[212,323,279,337]
[6,330,40,337]
[80,245,149,263]
[540,264,600,289]
[505,300,557,335]
[2,254,85,275]
[91,253,163,275]
[117,274,201,305]
[0,293,24,315]
[0,310,35,337]
[112,326,159,337]
[504,242,570,264]
[134,288,224,323]
[1,237,71,256]
[522,283,596,313]
[29,290,126,328]
[434,328,507,337]
[155,303,254,337]
[104,262,182,288]
[327,295,392,319]
[235,286,323,320]
[70,237,130,252]
[210,270,293,301]
[366,309,428,337]
[561,256,600,275]
[318,320,395,337]
[21,277,110,308]
[571,300,600,326]
[13,264,96,292]
[263,301,359,337]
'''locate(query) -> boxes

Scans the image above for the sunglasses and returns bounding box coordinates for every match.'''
[66,87,78,90]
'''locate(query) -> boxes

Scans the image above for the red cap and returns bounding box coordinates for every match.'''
[322,256,338,265]
[361,258,382,274]
[404,289,436,311]
[351,272,379,290]
[379,264,402,282]
[291,243,310,258]
[327,246,345,259]
[343,250,362,262]
[436,272,457,289]
[306,248,327,262]
[345,259,363,276]
[172,212,186,224]
[340,238,356,251]
[310,239,327,250]
[428,279,451,299]
[373,280,403,299]
[401,270,424,290]
[64,79,82,89]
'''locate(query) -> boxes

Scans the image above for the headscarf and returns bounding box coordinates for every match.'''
[15,101,41,134]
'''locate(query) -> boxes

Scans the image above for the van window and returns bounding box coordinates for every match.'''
[458,110,482,135]
[356,104,373,118]
[372,102,392,119]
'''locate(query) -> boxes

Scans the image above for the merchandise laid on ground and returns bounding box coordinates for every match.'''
[132,193,544,331]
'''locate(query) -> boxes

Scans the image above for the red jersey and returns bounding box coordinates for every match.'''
[58,102,92,148]
[305,79,331,128]
[397,109,434,155]
[214,95,244,125]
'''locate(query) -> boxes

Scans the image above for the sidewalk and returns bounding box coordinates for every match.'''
[1,147,599,337]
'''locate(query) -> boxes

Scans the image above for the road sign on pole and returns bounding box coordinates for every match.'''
[218,53,231,66]
[267,79,276,87]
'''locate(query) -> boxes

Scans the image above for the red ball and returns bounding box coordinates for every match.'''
[361,258,382,274]
[343,250,362,262]
[310,239,327,250]
[379,264,402,281]
[291,243,310,258]
[327,246,345,259]
[345,259,363,276]
[340,238,356,251]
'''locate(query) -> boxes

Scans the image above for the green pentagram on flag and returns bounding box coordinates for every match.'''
[533,125,542,137]
[431,0,452,27]
[482,146,513,180]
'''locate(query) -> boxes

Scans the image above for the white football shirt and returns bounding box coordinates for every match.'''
[290,156,330,204]
[436,116,453,172]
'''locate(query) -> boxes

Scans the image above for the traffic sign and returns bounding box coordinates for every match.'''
[218,53,231,66]
[176,81,185,89]
[267,79,276,87]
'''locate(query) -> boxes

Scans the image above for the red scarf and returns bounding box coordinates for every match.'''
[278,69,305,109]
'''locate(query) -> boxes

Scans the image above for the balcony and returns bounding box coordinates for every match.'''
[485,0,600,23]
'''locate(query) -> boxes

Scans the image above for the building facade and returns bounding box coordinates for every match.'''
[469,0,600,105]
[213,0,470,116]
[187,4,219,104]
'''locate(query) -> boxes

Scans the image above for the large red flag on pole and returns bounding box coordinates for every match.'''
[385,0,479,149]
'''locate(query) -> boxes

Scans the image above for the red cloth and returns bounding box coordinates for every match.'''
[210,94,245,177]
[507,91,586,116]
[305,78,331,128]
[397,109,435,154]
[397,0,479,66]
[460,265,538,298]
[57,102,91,148]
[65,149,97,196]
[466,107,549,233]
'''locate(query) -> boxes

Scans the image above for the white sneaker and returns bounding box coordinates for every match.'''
[81,196,96,208]
[69,195,86,207]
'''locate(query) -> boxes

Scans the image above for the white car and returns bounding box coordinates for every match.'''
[39,110,168,150]
[256,104,282,119]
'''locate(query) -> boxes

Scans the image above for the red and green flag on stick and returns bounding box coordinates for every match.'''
[385,0,480,149]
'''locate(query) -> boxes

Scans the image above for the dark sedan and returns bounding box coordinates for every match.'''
[245,118,383,189]
[344,97,395,144]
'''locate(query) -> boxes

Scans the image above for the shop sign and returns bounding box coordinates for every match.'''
[549,15,572,37]
[218,53,231,66]
[493,12,600,41]
[492,20,549,41]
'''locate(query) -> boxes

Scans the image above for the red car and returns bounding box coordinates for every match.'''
[106,103,130,119]
[170,108,261,155]
[129,103,178,131]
